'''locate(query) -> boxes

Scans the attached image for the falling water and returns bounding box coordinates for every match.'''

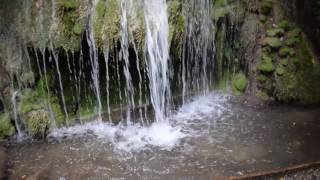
[103,43,112,122]
[181,0,214,102]
[130,32,144,124]
[51,44,70,125]
[11,91,22,138]
[119,0,135,124]
[144,0,170,122]
[86,0,102,122]
[42,49,57,128]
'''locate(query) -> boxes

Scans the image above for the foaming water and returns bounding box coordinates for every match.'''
[49,92,231,152]
[8,93,320,179]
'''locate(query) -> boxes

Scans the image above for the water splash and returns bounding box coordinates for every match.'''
[48,92,231,152]
[144,0,170,122]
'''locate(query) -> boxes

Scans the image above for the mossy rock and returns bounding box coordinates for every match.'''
[58,0,78,9]
[257,75,267,82]
[72,23,84,35]
[260,15,268,23]
[287,28,301,38]
[280,59,289,66]
[0,113,15,139]
[278,20,289,30]
[26,110,50,139]
[285,37,300,46]
[258,58,275,73]
[266,28,284,37]
[279,47,293,57]
[261,0,273,15]
[276,66,285,76]
[232,73,248,93]
[256,90,269,101]
[262,37,282,49]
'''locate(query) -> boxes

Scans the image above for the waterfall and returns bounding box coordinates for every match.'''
[86,0,103,122]
[103,43,112,122]
[51,44,70,125]
[11,91,22,138]
[120,0,135,124]
[144,0,170,122]
[181,0,215,103]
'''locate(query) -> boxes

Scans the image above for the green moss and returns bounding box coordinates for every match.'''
[103,0,120,46]
[20,76,66,128]
[256,90,269,101]
[288,28,301,38]
[26,110,49,139]
[55,0,84,50]
[280,59,289,66]
[72,23,84,35]
[59,0,78,9]
[232,73,248,93]
[279,47,293,57]
[278,20,289,30]
[168,0,185,59]
[0,113,15,139]
[276,66,285,76]
[93,0,107,46]
[262,37,282,49]
[258,58,275,73]
[261,0,273,14]
[266,28,284,37]
[260,15,268,23]
[215,0,228,7]
[257,75,267,82]
[285,37,300,46]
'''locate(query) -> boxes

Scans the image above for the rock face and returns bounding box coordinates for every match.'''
[0,0,319,138]
[0,147,7,179]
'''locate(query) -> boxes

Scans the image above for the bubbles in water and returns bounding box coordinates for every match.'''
[49,93,232,152]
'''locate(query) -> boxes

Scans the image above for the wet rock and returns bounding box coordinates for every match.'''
[232,73,248,94]
[26,110,50,139]
[262,37,282,49]
[0,147,7,179]
[25,168,50,180]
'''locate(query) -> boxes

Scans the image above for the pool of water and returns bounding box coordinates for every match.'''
[5,93,320,179]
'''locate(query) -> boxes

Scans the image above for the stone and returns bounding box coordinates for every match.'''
[26,110,50,139]
[232,73,248,93]
[258,59,275,73]
[279,47,292,57]
[266,28,284,37]
[278,20,289,30]
[0,147,7,179]
[276,66,285,76]
[0,113,15,139]
[262,37,282,48]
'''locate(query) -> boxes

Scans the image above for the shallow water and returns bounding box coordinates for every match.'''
[6,93,320,179]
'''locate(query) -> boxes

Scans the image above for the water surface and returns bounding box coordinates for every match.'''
[6,93,320,179]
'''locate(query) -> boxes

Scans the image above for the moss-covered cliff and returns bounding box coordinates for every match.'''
[0,0,320,139]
